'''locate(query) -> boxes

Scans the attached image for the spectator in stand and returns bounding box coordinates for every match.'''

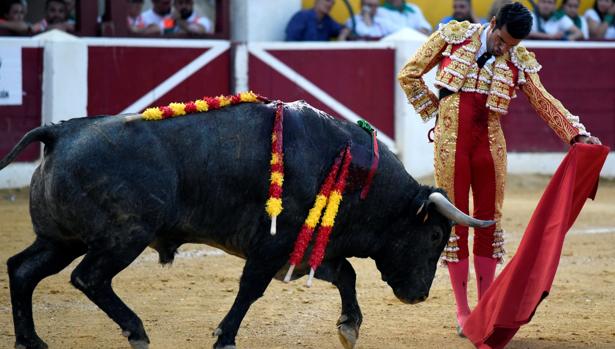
[127,0,145,33]
[141,0,174,35]
[345,0,393,39]
[440,0,486,26]
[285,0,350,41]
[31,0,74,33]
[171,0,213,35]
[528,0,584,40]
[487,0,513,21]
[0,0,29,35]
[585,0,615,39]
[559,0,589,39]
[378,0,431,35]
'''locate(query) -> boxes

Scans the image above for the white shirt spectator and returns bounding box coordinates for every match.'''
[531,12,575,36]
[584,8,615,39]
[141,8,172,33]
[378,3,431,34]
[175,11,213,33]
[345,9,393,38]
[572,14,590,39]
[127,14,145,31]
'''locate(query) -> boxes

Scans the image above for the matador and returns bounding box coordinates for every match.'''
[397,2,601,336]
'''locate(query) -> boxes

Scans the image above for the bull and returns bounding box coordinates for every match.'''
[1,100,492,349]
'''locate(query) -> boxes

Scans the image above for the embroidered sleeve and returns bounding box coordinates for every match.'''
[397,30,447,122]
[521,72,590,142]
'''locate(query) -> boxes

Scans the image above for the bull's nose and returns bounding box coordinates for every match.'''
[408,295,428,304]
[396,292,428,304]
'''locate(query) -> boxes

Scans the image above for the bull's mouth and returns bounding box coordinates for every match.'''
[393,288,428,304]
[398,295,427,305]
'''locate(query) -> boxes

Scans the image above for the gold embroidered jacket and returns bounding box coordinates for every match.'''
[397,20,589,142]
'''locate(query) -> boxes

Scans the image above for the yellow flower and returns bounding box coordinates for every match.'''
[142,107,163,120]
[218,95,231,107]
[270,171,284,186]
[266,198,283,217]
[240,91,258,102]
[321,191,342,227]
[305,195,328,229]
[169,102,186,117]
[195,99,209,112]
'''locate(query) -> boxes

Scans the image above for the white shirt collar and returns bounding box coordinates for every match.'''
[477,24,496,65]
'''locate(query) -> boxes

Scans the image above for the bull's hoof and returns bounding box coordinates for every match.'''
[15,336,48,349]
[129,340,150,349]
[212,328,237,349]
[336,315,359,349]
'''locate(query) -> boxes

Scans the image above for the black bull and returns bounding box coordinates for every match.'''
[0,101,492,349]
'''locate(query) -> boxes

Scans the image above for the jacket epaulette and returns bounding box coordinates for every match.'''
[510,46,542,85]
[438,20,482,45]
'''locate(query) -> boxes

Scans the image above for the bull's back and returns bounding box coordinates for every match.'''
[31,102,364,247]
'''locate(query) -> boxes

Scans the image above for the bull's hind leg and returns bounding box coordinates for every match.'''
[315,259,362,349]
[213,257,285,349]
[70,228,153,349]
[8,237,86,349]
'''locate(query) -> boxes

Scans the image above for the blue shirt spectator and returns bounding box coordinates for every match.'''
[285,0,349,41]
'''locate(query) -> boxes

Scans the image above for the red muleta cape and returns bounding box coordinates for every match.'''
[463,143,610,349]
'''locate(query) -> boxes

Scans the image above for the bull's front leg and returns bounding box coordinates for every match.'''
[315,259,362,349]
[213,257,284,349]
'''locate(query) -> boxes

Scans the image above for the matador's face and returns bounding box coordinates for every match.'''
[486,19,522,57]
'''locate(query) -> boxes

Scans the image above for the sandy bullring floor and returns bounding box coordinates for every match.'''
[1,174,614,349]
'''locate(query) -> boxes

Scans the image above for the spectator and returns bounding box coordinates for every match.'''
[585,0,615,39]
[285,0,350,41]
[559,0,589,39]
[141,0,174,35]
[440,0,485,25]
[528,0,584,40]
[127,0,145,33]
[378,0,431,35]
[0,0,29,35]
[345,0,393,39]
[31,0,74,33]
[171,0,213,35]
[487,0,513,21]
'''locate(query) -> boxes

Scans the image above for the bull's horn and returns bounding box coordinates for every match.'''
[428,192,496,228]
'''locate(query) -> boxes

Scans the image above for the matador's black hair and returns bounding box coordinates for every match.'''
[495,2,533,39]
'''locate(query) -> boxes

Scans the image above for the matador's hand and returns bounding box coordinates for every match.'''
[573,135,602,145]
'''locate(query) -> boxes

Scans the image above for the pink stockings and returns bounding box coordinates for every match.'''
[448,256,498,329]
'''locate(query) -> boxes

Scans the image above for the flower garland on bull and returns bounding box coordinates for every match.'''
[140,91,262,120]
[284,144,352,287]
[136,91,285,235]
[137,94,362,288]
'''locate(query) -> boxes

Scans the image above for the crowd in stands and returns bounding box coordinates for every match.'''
[285,0,615,41]
[127,0,212,35]
[1,0,613,40]
[0,0,213,36]
[0,0,74,35]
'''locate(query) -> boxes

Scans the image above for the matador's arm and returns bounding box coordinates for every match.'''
[520,72,590,143]
[397,31,447,122]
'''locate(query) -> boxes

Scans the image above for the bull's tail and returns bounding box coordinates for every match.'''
[0,126,54,171]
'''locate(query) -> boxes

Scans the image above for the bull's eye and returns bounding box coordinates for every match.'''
[431,231,442,243]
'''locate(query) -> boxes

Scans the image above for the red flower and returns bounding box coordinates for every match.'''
[184,102,197,113]
[160,106,174,118]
